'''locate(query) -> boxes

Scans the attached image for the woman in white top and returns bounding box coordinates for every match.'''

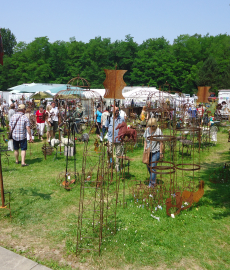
[45,105,53,142]
[143,118,163,188]
[8,103,15,122]
[8,104,15,151]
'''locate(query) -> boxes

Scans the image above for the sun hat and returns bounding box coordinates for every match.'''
[18,104,25,109]
[147,118,157,127]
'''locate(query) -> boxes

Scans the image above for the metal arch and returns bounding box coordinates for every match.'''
[67,75,91,89]
[124,89,175,103]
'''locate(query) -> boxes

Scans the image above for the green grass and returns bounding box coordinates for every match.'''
[0,126,230,270]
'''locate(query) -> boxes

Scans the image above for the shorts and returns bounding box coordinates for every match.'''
[53,121,58,133]
[96,122,101,135]
[13,138,27,151]
[45,122,52,132]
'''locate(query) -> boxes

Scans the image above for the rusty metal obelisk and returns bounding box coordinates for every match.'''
[103,69,127,99]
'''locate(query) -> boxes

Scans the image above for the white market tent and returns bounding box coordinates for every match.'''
[8,83,67,94]
[92,89,105,97]
[8,83,37,92]
[21,85,56,93]
[123,87,174,106]
[8,83,67,103]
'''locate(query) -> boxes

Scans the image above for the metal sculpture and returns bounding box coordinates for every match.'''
[41,143,53,160]
[103,69,127,99]
[197,86,211,103]
[57,171,79,190]
[76,141,118,256]
[115,122,137,143]
[0,142,11,218]
[166,181,205,217]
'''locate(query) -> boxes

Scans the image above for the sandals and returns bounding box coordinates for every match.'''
[21,164,29,167]
[15,161,20,164]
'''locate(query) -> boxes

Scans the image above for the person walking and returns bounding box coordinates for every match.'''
[95,105,102,141]
[101,107,110,138]
[8,103,15,151]
[9,104,32,167]
[143,118,163,188]
[36,105,46,140]
[45,105,53,142]
[2,99,9,116]
[25,108,35,142]
[119,107,127,121]
[50,101,59,138]
[105,107,125,172]
[8,103,15,121]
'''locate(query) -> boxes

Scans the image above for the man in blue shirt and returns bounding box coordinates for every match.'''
[105,107,125,171]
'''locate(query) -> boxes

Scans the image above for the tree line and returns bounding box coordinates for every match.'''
[0,28,230,95]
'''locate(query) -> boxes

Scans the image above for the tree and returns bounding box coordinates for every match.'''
[130,37,178,89]
[195,56,219,89]
[0,28,17,56]
[110,35,138,85]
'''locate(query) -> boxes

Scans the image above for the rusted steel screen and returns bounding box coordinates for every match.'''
[103,69,127,99]
[197,86,211,103]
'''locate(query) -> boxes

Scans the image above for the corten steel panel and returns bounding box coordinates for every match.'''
[103,69,127,99]
[197,86,211,103]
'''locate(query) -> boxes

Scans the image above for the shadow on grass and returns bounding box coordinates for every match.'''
[200,154,230,219]
[2,168,18,172]
[26,157,43,165]
[18,187,53,200]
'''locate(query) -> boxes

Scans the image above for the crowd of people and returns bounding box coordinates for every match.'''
[4,101,60,167]
[1,97,223,188]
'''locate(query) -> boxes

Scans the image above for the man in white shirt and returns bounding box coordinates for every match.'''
[101,107,110,138]
[119,108,127,121]
[50,101,59,138]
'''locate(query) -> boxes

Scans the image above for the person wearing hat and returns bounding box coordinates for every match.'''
[143,118,163,188]
[36,105,46,140]
[9,104,32,166]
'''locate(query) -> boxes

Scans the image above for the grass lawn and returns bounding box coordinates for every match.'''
[0,126,230,270]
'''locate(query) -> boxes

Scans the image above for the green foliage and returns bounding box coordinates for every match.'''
[1,28,17,56]
[1,30,230,94]
[196,56,219,87]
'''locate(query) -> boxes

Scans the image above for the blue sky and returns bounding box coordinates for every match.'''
[1,0,230,45]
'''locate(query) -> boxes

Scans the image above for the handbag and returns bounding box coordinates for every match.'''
[8,115,22,140]
[8,131,13,140]
[142,147,150,164]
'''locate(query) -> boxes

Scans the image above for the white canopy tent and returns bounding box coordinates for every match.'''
[123,87,174,107]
